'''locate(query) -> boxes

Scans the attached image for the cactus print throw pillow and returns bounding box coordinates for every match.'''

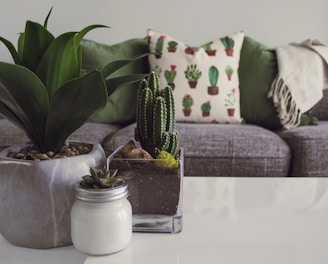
[148,29,245,124]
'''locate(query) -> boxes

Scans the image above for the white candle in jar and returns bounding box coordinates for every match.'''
[71,183,132,255]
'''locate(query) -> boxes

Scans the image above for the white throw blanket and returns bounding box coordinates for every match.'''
[268,39,328,129]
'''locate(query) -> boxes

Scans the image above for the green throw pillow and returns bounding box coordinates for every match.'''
[81,38,150,124]
[238,36,281,129]
[239,36,318,130]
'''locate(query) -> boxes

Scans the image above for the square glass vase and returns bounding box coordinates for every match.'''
[107,147,184,234]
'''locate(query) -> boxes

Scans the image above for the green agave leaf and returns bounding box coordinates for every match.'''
[43,7,53,28]
[21,20,55,71]
[101,53,149,78]
[0,36,23,65]
[105,74,148,96]
[73,24,109,51]
[17,33,24,59]
[73,24,108,72]
[0,62,49,149]
[35,31,81,100]
[36,25,108,102]
[45,70,107,152]
[17,7,53,62]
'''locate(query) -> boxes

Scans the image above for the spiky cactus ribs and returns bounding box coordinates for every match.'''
[135,71,179,159]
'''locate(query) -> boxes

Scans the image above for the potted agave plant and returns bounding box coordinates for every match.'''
[71,167,132,255]
[108,71,184,233]
[0,9,144,249]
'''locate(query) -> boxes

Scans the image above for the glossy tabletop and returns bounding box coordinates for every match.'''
[2,177,328,264]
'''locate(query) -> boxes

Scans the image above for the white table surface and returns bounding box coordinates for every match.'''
[1,177,328,264]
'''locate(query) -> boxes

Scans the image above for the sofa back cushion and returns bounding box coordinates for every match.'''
[239,36,281,129]
[81,38,149,125]
[239,36,320,129]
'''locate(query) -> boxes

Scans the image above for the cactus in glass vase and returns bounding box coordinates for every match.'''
[135,71,179,158]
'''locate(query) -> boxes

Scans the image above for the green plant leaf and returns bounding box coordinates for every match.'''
[17,33,24,59]
[101,53,149,78]
[105,74,148,96]
[0,62,49,148]
[74,24,109,51]
[35,32,81,101]
[73,24,108,75]
[35,25,108,102]
[21,20,55,71]
[43,7,53,28]
[0,36,23,65]
[44,70,107,152]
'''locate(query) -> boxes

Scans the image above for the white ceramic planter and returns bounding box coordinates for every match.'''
[0,141,106,249]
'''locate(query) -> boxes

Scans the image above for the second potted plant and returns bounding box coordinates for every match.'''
[108,71,184,233]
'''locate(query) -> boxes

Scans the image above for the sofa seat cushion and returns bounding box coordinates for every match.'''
[278,121,328,176]
[0,119,121,152]
[105,123,290,177]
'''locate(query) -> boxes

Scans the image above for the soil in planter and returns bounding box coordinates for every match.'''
[110,159,181,216]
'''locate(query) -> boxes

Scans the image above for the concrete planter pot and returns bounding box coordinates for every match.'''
[0,141,106,249]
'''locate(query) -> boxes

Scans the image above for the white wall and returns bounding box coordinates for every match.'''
[0,0,327,62]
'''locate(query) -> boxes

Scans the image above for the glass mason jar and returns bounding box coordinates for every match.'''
[71,182,132,255]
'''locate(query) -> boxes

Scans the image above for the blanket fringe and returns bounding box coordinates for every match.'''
[268,76,302,129]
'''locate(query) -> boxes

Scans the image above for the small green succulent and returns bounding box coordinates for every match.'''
[80,167,124,189]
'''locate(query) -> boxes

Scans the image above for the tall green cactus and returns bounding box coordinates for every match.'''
[135,71,179,158]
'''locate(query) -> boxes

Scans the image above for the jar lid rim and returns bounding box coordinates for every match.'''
[74,182,129,203]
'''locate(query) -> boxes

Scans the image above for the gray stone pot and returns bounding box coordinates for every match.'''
[0,141,106,249]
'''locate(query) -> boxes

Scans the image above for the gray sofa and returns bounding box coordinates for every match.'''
[1,35,328,177]
[0,89,327,177]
